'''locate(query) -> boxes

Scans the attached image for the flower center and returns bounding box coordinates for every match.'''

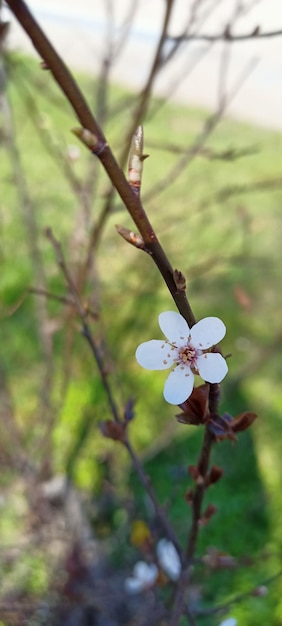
[178,344,198,366]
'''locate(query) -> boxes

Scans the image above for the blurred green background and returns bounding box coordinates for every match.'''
[0,53,282,624]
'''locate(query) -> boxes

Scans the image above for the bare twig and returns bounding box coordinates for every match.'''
[146,138,258,161]
[169,28,282,43]
[28,287,99,320]
[45,227,120,424]
[144,56,258,204]
[196,569,282,618]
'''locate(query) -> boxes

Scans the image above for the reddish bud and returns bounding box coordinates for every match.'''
[231,411,258,432]
[188,465,204,485]
[199,503,217,526]
[99,420,127,442]
[176,384,210,425]
[206,465,224,487]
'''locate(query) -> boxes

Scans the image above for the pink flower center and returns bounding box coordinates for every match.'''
[177,344,199,368]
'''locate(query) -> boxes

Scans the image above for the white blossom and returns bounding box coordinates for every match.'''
[124,561,158,594]
[136,311,228,405]
[157,539,181,581]
[219,618,238,626]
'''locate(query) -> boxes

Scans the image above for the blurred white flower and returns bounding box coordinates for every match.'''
[157,539,181,581]
[219,618,238,626]
[124,561,158,594]
[136,311,228,404]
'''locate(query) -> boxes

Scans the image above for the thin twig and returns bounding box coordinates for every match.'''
[45,227,120,423]
[196,569,282,618]
[147,139,258,161]
[144,56,258,204]
[28,287,99,320]
[169,28,282,43]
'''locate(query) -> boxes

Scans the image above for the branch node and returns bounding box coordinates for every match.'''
[115,224,146,251]
[72,127,107,155]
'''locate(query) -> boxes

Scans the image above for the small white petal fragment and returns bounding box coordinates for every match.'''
[219,618,237,626]
[163,364,194,405]
[159,311,189,343]
[157,539,181,581]
[136,340,174,370]
[196,353,228,383]
[190,317,226,349]
[124,561,158,594]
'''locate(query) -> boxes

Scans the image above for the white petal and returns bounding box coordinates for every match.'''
[196,353,228,383]
[158,311,190,344]
[124,577,143,594]
[133,562,158,584]
[157,539,181,581]
[219,618,237,626]
[163,364,194,405]
[136,340,175,370]
[190,317,226,349]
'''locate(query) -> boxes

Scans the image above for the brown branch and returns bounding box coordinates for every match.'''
[186,383,219,560]
[169,27,282,43]
[6,0,195,328]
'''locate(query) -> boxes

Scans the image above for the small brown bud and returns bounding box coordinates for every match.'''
[176,384,210,426]
[199,503,217,526]
[231,411,258,433]
[99,420,127,442]
[173,269,186,291]
[206,465,224,487]
[115,225,145,250]
[188,465,204,485]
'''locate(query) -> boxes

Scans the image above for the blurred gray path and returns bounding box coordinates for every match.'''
[3,0,282,130]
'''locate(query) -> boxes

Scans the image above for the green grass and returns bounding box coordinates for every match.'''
[1,52,282,623]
